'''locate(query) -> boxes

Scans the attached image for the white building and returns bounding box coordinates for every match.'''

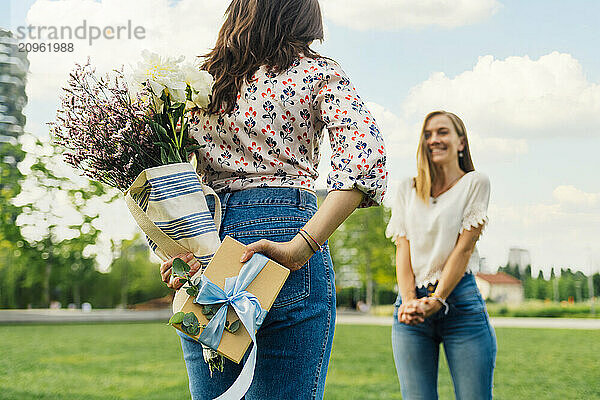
[507,248,531,276]
[0,29,29,144]
[476,272,524,304]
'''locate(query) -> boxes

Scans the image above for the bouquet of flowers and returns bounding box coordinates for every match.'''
[51,51,226,372]
[52,50,212,190]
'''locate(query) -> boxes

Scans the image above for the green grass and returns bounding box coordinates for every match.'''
[1,323,599,399]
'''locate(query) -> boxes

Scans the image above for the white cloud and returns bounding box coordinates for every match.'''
[403,52,600,138]
[367,101,416,157]
[320,0,501,30]
[23,0,227,102]
[467,135,528,161]
[553,185,600,208]
[315,101,416,190]
[366,101,528,176]
[480,186,600,275]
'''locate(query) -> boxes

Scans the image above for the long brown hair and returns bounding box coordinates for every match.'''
[415,111,475,204]
[202,0,324,115]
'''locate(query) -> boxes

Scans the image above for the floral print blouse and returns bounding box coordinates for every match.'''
[190,56,387,207]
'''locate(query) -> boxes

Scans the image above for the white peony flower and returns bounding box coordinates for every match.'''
[133,50,187,104]
[182,62,214,110]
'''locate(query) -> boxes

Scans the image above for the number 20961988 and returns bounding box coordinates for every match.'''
[18,42,74,52]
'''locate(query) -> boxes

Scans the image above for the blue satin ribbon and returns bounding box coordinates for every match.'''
[194,253,270,400]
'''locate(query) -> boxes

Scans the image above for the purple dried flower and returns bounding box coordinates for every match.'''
[50,60,162,191]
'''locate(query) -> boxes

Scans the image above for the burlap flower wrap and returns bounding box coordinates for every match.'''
[123,162,221,311]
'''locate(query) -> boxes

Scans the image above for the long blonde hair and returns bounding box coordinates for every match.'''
[415,111,475,204]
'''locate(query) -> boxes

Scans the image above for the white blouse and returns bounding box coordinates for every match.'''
[385,171,490,288]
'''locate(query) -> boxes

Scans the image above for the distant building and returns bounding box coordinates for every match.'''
[479,256,494,274]
[0,29,29,145]
[507,247,531,276]
[476,272,524,303]
[335,264,362,289]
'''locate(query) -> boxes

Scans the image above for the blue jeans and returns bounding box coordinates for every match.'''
[392,274,497,400]
[178,187,336,399]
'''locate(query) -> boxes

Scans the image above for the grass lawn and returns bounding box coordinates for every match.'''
[0,323,598,399]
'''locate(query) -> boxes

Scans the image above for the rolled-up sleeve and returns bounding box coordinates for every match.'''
[313,61,387,208]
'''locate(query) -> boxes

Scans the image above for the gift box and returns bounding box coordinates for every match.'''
[171,235,290,363]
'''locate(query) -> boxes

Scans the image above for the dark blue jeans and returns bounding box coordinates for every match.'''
[178,187,336,399]
[392,274,497,400]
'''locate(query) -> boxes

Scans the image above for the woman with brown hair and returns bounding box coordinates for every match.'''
[159,0,387,398]
[386,111,496,399]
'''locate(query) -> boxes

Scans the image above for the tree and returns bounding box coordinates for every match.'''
[535,270,548,300]
[13,136,117,307]
[521,265,534,299]
[107,235,170,307]
[0,142,32,307]
[329,206,396,307]
[499,263,521,280]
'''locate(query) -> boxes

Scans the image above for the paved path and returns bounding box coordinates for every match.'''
[0,308,172,323]
[1,309,599,329]
[336,314,600,330]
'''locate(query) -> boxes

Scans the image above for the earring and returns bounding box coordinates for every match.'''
[459,151,464,158]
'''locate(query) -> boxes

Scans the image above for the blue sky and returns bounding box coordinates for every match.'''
[2,0,599,274]
[322,0,600,104]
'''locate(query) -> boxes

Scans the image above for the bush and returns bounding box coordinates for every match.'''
[375,288,397,305]
[336,287,364,309]
[486,300,599,318]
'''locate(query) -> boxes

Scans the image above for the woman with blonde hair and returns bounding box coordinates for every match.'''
[159,0,387,398]
[386,111,496,399]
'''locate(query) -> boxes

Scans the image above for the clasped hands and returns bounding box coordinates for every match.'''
[398,297,443,325]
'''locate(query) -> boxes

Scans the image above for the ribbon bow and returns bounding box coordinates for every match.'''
[194,253,270,400]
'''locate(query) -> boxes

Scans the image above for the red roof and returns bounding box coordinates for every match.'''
[476,272,522,285]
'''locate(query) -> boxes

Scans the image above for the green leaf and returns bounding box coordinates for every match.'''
[178,278,190,286]
[160,147,168,164]
[167,145,181,164]
[186,286,199,297]
[228,320,240,334]
[186,324,200,336]
[151,121,169,140]
[168,311,185,325]
[182,312,198,327]
[153,141,171,151]
[185,144,204,152]
[181,324,191,335]
[172,258,190,277]
[184,145,204,160]
[201,304,214,315]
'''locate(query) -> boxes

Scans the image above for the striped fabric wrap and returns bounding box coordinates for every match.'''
[125,163,221,275]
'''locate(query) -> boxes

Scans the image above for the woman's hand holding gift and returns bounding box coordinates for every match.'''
[160,253,202,290]
[240,190,365,272]
[240,235,314,272]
